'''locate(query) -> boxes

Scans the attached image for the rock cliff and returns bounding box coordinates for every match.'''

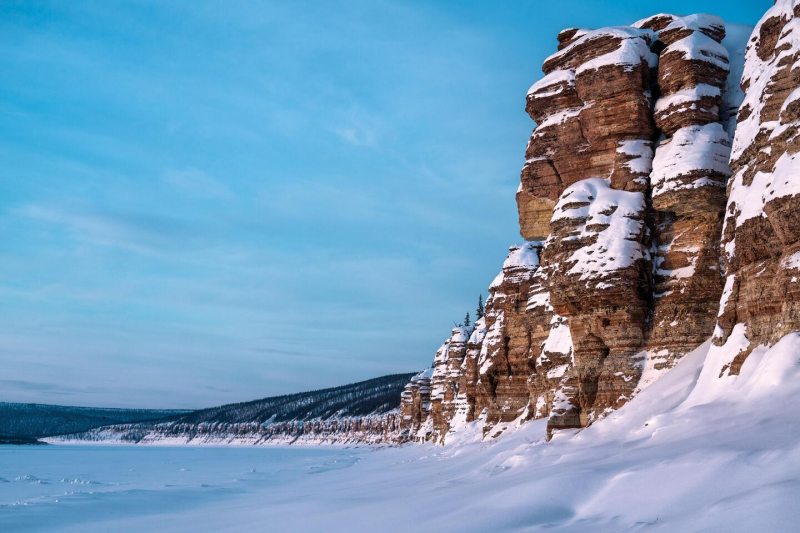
[713,0,800,376]
[400,8,800,443]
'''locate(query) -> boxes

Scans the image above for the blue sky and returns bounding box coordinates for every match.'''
[0,0,767,408]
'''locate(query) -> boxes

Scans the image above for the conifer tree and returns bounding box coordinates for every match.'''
[476,294,485,319]
[464,312,471,327]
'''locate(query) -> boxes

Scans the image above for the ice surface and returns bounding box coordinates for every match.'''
[0,445,363,531]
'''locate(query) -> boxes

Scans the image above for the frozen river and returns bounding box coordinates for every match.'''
[0,444,367,532]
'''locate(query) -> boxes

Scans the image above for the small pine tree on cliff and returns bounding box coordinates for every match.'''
[464,312,471,327]
[476,294,485,319]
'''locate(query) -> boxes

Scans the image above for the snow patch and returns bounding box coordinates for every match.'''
[651,123,731,197]
[551,178,646,280]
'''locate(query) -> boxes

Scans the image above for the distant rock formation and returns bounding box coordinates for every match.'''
[50,413,405,446]
[50,374,414,445]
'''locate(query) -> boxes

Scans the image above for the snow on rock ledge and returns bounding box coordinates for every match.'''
[651,123,732,212]
[519,23,656,240]
[716,0,800,369]
[542,178,650,433]
[644,14,746,380]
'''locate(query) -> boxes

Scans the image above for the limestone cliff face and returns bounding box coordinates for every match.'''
[400,9,795,443]
[713,0,800,376]
[542,178,651,430]
[519,26,656,240]
[642,14,742,383]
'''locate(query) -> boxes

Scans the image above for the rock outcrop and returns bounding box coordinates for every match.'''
[542,178,651,430]
[401,10,790,443]
[714,0,800,375]
[430,326,472,435]
[642,14,739,381]
[399,368,433,440]
[473,244,541,433]
[519,26,656,240]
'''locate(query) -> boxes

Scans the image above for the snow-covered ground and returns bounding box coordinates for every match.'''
[3,337,800,532]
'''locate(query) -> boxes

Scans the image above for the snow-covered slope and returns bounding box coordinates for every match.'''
[296,336,800,531]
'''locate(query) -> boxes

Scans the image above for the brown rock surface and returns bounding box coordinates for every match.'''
[452,317,487,429]
[474,243,542,435]
[400,243,578,443]
[400,10,794,444]
[714,0,800,373]
[643,13,735,374]
[518,27,657,240]
[399,368,434,441]
[429,326,473,438]
[525,275,573,422]
[654,16,729,135]
[541,178,650,431]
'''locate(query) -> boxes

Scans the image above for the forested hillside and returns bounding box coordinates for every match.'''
[173,373,414,425]
[0,403,188,438]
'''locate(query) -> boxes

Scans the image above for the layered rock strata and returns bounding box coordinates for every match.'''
[714,0,800,375]
[519,26,657,240]
[473,244,541,433]
[402,243,581,443]
[541,178,651,430]
[430,326,472,437]
[642,15,738,379]
[399,368,433,441]
[402,11,776,443]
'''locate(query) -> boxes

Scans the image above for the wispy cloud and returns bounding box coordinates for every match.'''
[0,379,106,397]
[257,179,384,221]
[329,105,383,147]
[162,168,235,200]
[15,205,194,254]
[0,0,538,407]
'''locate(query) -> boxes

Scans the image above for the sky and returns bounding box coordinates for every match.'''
[0,0,768,408]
